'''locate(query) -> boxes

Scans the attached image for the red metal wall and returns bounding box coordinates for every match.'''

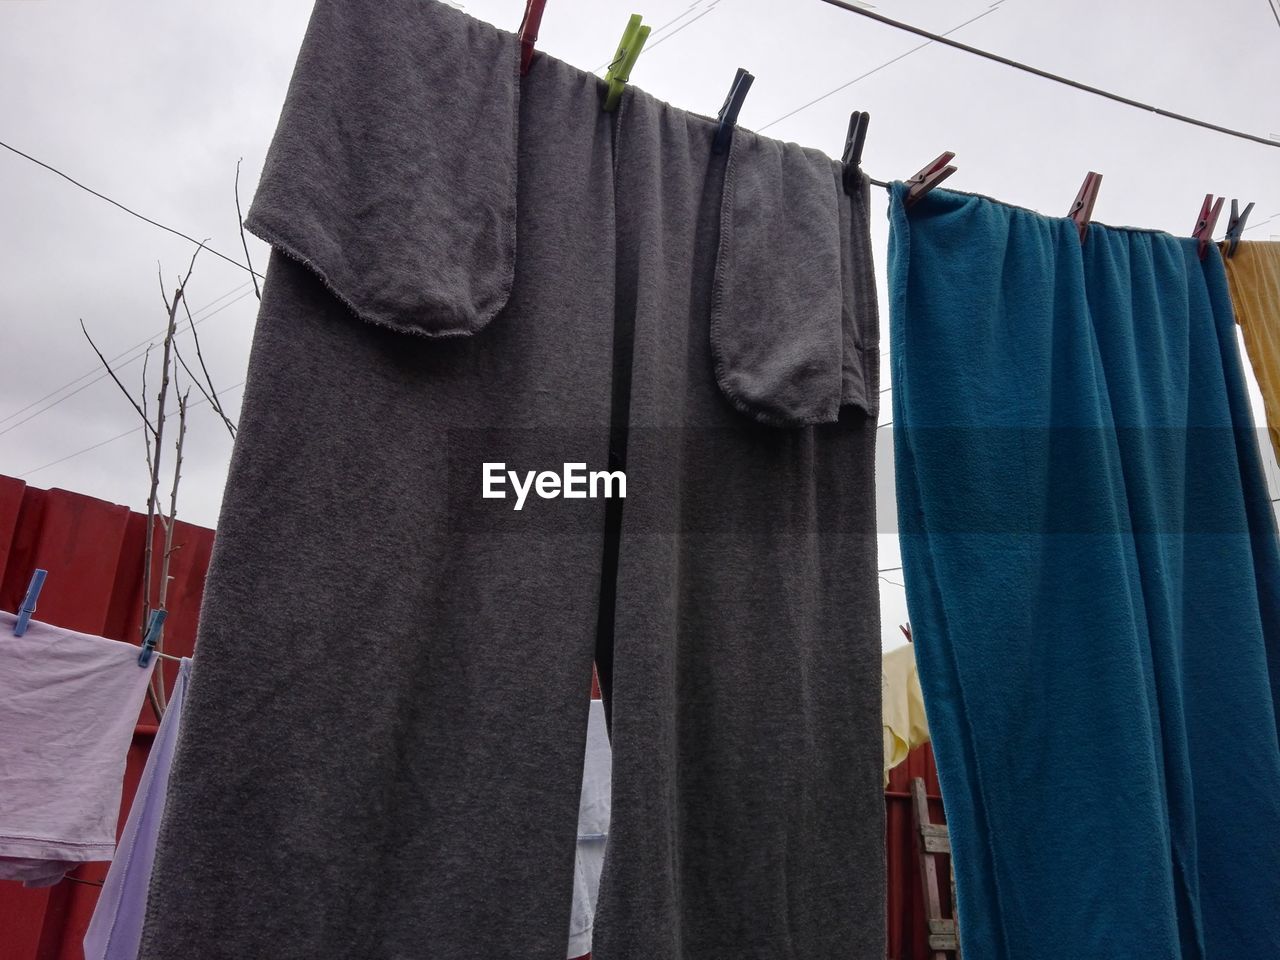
[0,475,946,959]
[886,743,951,960]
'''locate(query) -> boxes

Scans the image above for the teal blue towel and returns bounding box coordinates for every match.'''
[889,183,1280,959]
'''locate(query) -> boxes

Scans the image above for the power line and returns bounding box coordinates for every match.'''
[0,287,255,439]
[1268,0,1280,32]
[18,379,247,479]
[812,0,1280,150]
[0,281,251,427]
[0,140,266,277]
[592,0,723,72]
[759,6,1002,132]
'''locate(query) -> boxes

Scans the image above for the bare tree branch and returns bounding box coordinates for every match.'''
[235,159,261,301]
[141,244,201,648]
[177,295,237,438]
[80,320,157,437]
[151,388,190,714]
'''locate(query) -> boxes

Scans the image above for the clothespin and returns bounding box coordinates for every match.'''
[138,609,167,667]
[904,152,956,208]
[712,68,754,155]
[13,569,48,637]
[602,15,650,113]
[1068,172,1103,242]
[517,0,548,76]
[842,111,870,195]
[899,622,913,644]
[1191,193,1225,261]
[1223,199,1254,259]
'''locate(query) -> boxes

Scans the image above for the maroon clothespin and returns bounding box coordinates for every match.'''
[518,0,548,76]
[904,152,956,208]
[1068,172,1103,243]
[1191,193,1225,260]
[899,623,913,643]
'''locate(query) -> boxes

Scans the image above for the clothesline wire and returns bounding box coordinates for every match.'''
[757,5,1002,133]
[0,287,255,439]
[0,281,252,427]
[62,875,104,888]
[811,0,1280,150]
[17,378,247,479]
[0,139,265,277]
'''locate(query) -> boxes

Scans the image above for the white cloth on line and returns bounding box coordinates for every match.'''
[0,611,156,887]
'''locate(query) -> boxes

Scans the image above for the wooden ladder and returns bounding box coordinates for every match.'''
[910,777,960,959]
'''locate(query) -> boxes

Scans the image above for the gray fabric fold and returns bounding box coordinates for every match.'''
[244,0,520,337]
[711,132,879,426]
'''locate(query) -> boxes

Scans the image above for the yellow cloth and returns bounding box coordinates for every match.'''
[882,643,929,785]
[1222,240,1280,460]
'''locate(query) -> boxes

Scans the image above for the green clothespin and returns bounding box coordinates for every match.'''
[603,14,650,113]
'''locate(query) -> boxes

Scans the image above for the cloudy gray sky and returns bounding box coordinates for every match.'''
[3,0,1278,647]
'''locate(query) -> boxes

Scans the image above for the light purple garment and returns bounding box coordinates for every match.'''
[0,611,156,887]
[567,699,611,959]
[84,657,191,960]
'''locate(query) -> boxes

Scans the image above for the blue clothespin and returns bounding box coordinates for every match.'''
[712,68,754,154]
[138,609,167,667]
[841,111,870,194]
[1224,199,1254,259]
[13,569,48,637]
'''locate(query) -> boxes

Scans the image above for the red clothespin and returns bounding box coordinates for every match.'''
[518,0,548,76]
[904,152,956,208]
[899,623,913,643]
[1191,193,1225,260]
[1068,172,1103,242]
[1224,199,1255,259]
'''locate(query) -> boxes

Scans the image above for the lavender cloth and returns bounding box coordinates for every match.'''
[0,611,156,888]
[84,658,192,960]
[567,699,611,959]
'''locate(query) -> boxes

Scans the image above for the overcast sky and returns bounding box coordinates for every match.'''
[2,0,1278,648]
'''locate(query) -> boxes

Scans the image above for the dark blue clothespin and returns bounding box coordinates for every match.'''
[1068,172,1103,242]
[138,609,167,667]
[842,111,870,194]
[1192,193,1225,261]
[712,68,754,154]
[1224,199,1254,259]
[518,0,548,76]
[13,569,48,637]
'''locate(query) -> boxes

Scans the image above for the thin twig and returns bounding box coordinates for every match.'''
[80,321,156,437]
[173,341,236,439]
[235,159,261,301]
[177,296,237,438]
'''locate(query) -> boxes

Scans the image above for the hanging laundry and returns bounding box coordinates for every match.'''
[139,1,883,959]
[889,185,1280,959]
[1222,240,1280,461]
[0,611,156,888]
[567,699,610,960]
[882,643,928,784]
[83,658,192,960]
